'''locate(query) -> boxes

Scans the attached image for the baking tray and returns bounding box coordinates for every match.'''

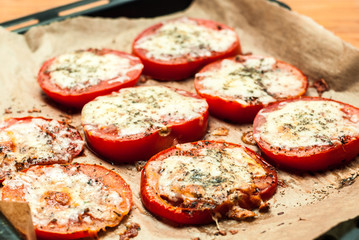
[0,1,357,239]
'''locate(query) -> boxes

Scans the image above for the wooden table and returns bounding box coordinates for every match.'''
[0,0,359,47]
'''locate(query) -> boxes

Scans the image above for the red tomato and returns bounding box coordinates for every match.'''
[2,163,133,240]
[141,140,277,225]
[132,17,241,81]
[37,48,143,108]
[194,55,308,123]
[253,97,359,171]
[0,116,84,182]
[81,85,209,163]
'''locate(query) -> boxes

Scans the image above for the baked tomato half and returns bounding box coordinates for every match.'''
[37,48,143,108]
[2,163,132,240]
[0,117,84,182]
[81,85,209,163]
[141,140,277,225]
[253,97,359,171]
[194,55,308,123]
[132,17,241,81]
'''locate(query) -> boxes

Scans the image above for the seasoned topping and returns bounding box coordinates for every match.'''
[134,17,237,61]
[4,165,123,227]
[148,143,267,207]
[0,118,84,179]
[255,100,359,148]
[48,50,143,90]
[82,86,208,137]
[196,57,304,104]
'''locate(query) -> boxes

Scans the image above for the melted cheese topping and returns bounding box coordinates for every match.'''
[255,100,359,148]
[48,51,143,90]
[0,118,84,179]
[134,17,237,61]
[148,144,266,206]
[82,86,208,137]
[4,165,122,227]
[196,57,304,104]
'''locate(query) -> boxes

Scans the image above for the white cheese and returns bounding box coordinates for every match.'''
[255,100,359,148]
[48,51,143,90]
[134,17,237,61]
[149,144,267,205]
[0,118,84,179]
[82,86,208,137]
[196,57,304,104]
[4,165,123,227]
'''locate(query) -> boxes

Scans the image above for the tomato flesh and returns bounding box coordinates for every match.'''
[132,18,241,81]
[141,140,277,225]
[37,48,143,108]
[2,164,133,239]
[82,86,209,163]
[194,55,308,123]
[253,97,359,171]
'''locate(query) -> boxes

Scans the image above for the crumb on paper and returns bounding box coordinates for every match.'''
[312,78,330,97]
[59,114,73,124]
[277,179,288,188]
[338,172,358,188]
[229,229,238,235]
[211,127,229,136]
[59,114,72,120]
[215,230,227,236]
[139,75,149,83]
[27,107,41,113]
[4,107,12,114]
[119,222,141,240]
[135,161,147,172]
[241,131,256,145]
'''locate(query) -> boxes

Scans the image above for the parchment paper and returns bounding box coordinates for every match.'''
[1,0,359,239]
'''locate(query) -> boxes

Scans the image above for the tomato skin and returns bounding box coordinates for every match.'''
[37,49,143,108]
[253,97,359,171]
[2,164,133,240]
[82,87,209,163]
[140,140,277,225]
[194,55,308,123]
[132,18,241,81]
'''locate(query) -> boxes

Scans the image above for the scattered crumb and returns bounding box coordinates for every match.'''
[259,202,269,212]
[277,212,284,216]
[191,238,200,240]
[4,108,12,114]
[17,110,24,113]
[139,75,149,83]
[242,52,252,56]
[277,179,288,188]
[59,114,72,120]
[312,78,330,97]
[211,127,229,136]
[338,172,358,188]
[229,230,238,235]
[60,114,73,124]
[135,161,147,172]
[27,107,41,113]
[119,222,141,240]
[215,230,226,236]
[241,131,256,145]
